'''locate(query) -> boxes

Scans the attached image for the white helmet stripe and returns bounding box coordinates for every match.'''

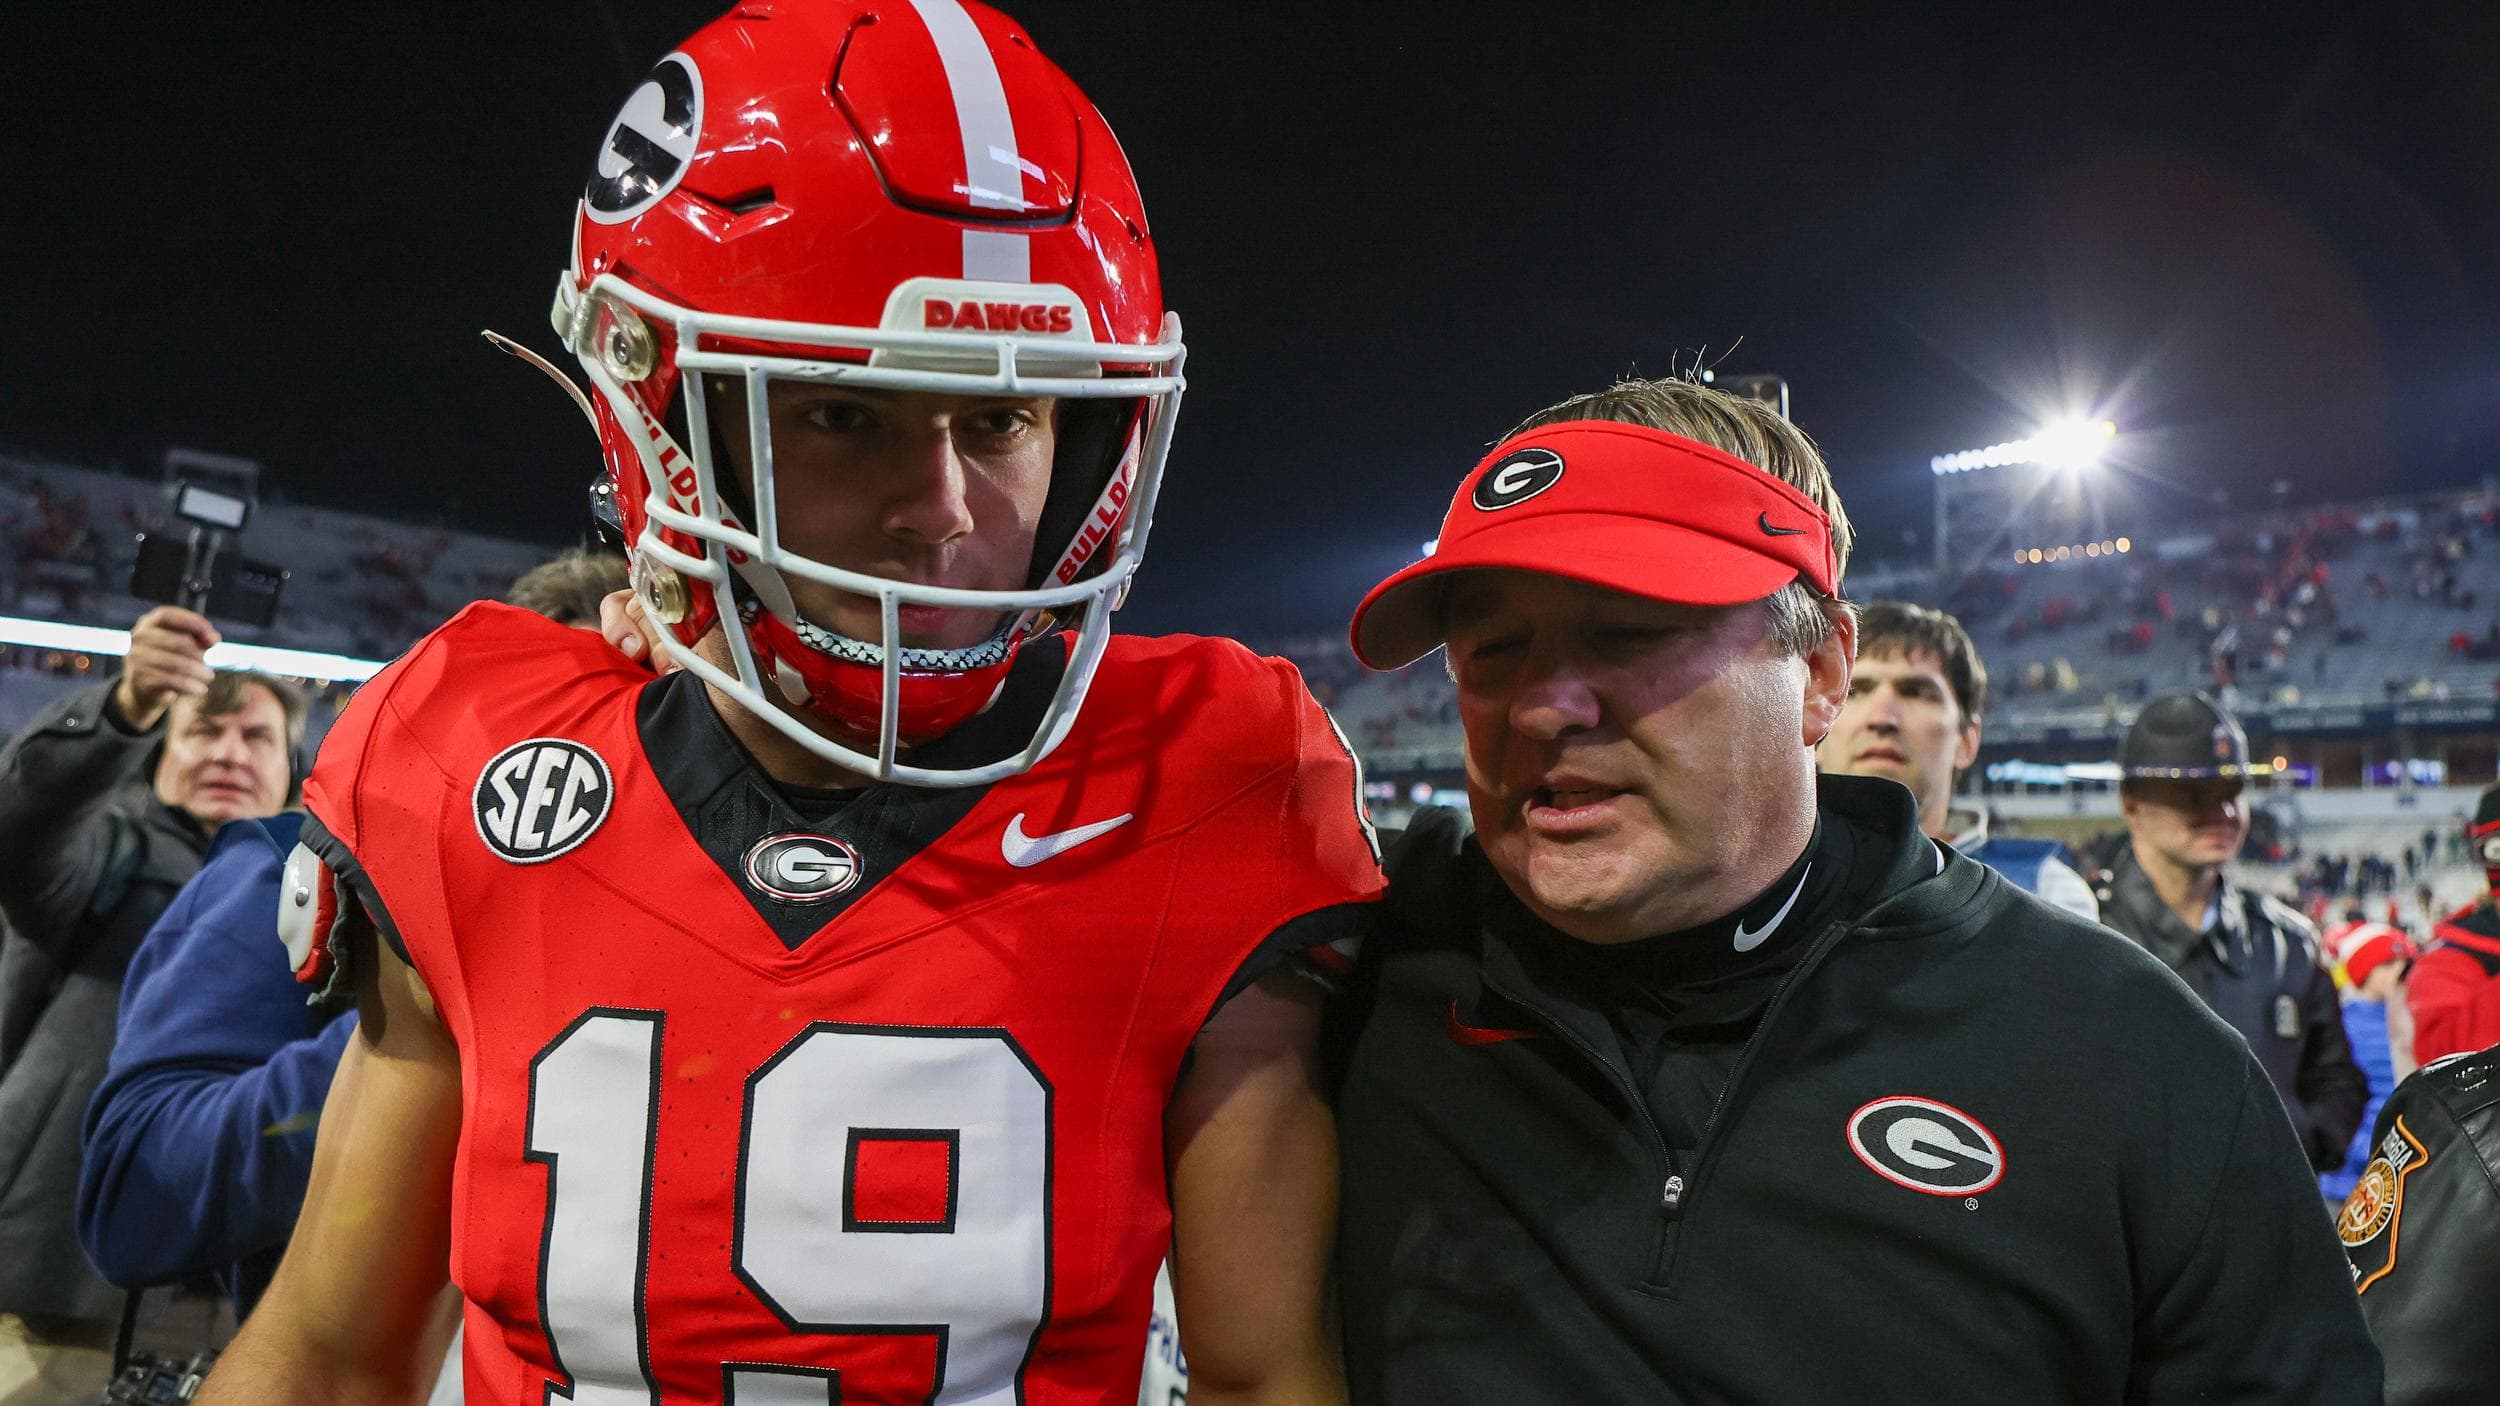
[963,228,1032,283]
[908,0,1026,212]
[907,0,1032,281]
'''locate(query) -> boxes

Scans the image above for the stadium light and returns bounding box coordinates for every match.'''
[0,614,386,683]
[2034,417,2116,472]
[1930,418,2118,475]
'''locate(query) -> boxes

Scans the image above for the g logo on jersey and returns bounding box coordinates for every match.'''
[1846,1095,2004,1197]
[474,739,614,864]
[744,833,863,904]
[585,54,702,224]
[1471,447,1565,511]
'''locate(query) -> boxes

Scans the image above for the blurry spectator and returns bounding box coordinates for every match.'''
[2317,921,2415,1205]
[75,815,337,1315]
[1817,601,2097,919]
[503,547,628,628]
[2090,693,2366,1171]
[0,606,301,1401]
[74,553,627,1402]
[2407,782,2500,1064]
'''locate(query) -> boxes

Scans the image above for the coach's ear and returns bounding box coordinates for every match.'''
[1801,605,1855,749]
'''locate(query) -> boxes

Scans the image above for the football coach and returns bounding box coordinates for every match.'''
[1324,377,2378,1404]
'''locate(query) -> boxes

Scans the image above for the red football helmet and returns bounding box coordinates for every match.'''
[552,0,1184,785]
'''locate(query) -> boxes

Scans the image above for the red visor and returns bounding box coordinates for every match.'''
[1350,421,1838,669]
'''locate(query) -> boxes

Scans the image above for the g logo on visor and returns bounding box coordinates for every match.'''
[586,54,702,224]
[1846,1096,2004,1197]
[1471,447,1565,511]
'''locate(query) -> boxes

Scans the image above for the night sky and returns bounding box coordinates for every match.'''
[7,2,2496,641]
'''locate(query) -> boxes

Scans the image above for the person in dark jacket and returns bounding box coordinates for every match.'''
[2092,691,2368,1170]
[0,604,300,1397]
[75,812,352,1315]
[2338,1039,2500,1406]
[1329,376,2379,1404]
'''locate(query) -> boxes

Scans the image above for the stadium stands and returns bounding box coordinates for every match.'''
[0,451,552,740]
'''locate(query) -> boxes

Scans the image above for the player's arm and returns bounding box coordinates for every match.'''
[196,913,463,1405]
[1164,967,1344,1406]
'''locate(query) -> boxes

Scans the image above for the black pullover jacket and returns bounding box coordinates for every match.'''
[1331,776,2379,1405]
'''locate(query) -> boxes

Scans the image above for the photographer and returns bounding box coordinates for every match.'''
[0,604,299,1403]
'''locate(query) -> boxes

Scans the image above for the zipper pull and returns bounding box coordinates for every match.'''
[1661,1174,1686,1211]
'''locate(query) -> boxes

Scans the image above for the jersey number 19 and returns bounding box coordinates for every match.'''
[527,1009,1053,1404]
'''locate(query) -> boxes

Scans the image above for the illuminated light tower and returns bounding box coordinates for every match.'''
[1929,418,2117,573]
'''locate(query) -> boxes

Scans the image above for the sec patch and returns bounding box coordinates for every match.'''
[474,738,614,864]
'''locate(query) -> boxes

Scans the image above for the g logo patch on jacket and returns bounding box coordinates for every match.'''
[1846,1096,2005,1197]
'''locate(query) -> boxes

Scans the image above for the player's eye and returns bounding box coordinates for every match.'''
[964,405,1040,438]
[797,400,876,433]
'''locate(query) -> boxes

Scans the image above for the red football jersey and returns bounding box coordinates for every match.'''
[302,604,1382,1405]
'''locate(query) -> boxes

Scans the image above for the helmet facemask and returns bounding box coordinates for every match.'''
[559,273,1185,787]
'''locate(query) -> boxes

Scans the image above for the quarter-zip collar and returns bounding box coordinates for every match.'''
[1447,777,1982,1283]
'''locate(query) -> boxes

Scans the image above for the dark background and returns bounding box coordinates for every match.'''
[6,2,2495,640]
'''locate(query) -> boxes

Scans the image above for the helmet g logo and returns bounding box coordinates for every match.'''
[474,740,615,864]
[1471,448,1565,511]
[1846,1096,2004,1197]
[586,54,703,224]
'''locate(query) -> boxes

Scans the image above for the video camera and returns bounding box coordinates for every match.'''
[98,1349,217,1405]
[128,449,288,628]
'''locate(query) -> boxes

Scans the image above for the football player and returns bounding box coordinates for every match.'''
[200,5,1381,1403]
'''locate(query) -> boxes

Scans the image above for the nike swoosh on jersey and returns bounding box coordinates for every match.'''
[1732,862,1810,953]
[1445,1000,1544,1047]
[1001,811,1134,868]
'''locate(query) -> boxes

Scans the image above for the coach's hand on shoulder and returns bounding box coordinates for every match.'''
[114,604,219,731]
[597,587,681,676]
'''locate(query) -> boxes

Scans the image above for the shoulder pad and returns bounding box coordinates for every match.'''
[277,843,353,1005]
[303,602,646,836]
[1079,634,1331,786]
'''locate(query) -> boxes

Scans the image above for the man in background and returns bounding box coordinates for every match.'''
[502,547,627,630]
[0,604,299,1403]
[2092,691,2366,1171]
[2406,781,2500,1063]
[1817,599,2097,919]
